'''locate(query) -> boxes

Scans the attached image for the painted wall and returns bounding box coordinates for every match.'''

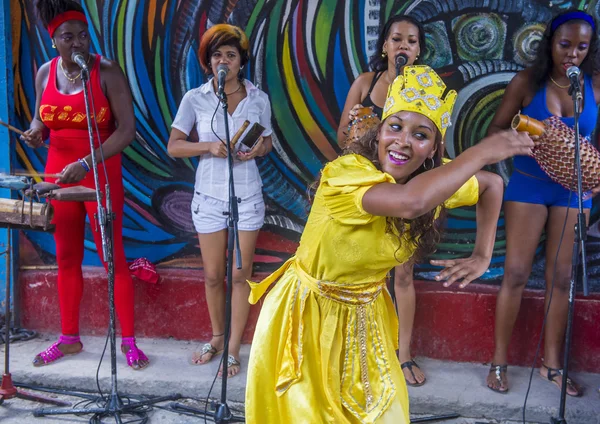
[11,0,600,290]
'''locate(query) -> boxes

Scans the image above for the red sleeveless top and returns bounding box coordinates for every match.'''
[40,55,120,187]
[40,55,116,155]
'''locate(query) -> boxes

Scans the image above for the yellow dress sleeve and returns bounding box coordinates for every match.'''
[319,154,395,225]
[441,158,480,209]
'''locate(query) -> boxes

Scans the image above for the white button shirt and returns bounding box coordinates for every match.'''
[171,78,273,201]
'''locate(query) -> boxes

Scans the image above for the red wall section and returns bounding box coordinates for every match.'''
[19,268,600,372]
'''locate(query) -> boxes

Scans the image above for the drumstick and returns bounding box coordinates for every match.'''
[0,120,49,149]
[0,119,25,135]
[13,171,62,179]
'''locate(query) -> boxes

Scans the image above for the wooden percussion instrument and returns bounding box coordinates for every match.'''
[0,171,100,231]
[0,198,53,231]
[43,186,99,202]
[20,181,101,202]
[25,182,61,196]
[511,113,600,191]
[230,120,251,149]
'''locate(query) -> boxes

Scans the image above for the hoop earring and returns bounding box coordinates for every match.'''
[423,157,434,171]
[52,41,56,49]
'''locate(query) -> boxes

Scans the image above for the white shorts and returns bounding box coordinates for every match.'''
[191,192,265,234]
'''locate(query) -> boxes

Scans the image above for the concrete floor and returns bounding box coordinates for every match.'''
[1,334,599,423]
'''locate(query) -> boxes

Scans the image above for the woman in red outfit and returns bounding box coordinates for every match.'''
[20,0,148,370]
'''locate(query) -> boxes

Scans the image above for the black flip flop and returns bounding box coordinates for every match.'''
[401,359,426,387]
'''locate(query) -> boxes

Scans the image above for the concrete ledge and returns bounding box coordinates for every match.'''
[3,335,600,423]
[18,268,600,372]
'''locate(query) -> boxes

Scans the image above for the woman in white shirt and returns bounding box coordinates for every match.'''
[168,24,272,378]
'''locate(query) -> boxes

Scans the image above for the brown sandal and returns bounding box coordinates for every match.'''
[487,364,508,394]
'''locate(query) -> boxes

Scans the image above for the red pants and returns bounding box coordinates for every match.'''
[48,151,134,337]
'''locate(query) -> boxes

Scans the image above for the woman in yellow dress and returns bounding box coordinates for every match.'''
[245,65,534,423]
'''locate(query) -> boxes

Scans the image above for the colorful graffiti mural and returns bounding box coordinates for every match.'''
[11,0,600,289]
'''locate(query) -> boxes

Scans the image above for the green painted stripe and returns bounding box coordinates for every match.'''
[84,0,100,30]
[315,0,337,76]
[154,36,173,128]
[123,146,171,177]
[246,0,266,34]
[116,1,127,67]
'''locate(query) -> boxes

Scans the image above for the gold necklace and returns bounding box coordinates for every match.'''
[550,75,570,89]
[59,59,81,82]
[59,55,91,83]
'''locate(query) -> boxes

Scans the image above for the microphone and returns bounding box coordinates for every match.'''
[71,52,88,72]
[395,53,409,76]
[217,64,229,95]
[566,66,581,94]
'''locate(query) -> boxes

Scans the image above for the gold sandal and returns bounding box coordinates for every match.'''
[191,333,223,365]
[219,355,241,378]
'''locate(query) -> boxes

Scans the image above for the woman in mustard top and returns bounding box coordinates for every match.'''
[245,65,534,423]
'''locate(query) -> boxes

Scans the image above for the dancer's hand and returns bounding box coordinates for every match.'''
[20,128,44,148]
[57,161,87,184]
[476,129,535,165]
[237,137,265,161]
[430,253,490,289]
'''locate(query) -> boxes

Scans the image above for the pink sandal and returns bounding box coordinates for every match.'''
[121,337,149,370]
[33,335,83,367]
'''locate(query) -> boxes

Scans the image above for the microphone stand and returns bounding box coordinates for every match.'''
[34,64,180,422]
[169,81,244,422]
[386,54,458,423]
[388,56,405,301]
[549,77,589,424]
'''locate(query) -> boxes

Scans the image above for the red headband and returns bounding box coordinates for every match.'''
[47,11,88,37]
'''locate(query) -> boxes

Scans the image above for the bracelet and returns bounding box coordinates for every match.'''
[78,158,90,172]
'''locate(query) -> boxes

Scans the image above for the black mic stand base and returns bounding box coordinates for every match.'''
[169,401,245,423]
[31,209,181,421]
[34,394,181,421]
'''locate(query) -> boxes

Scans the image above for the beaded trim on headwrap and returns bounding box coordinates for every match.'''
[47,11,88,37]
[382,65,457,137]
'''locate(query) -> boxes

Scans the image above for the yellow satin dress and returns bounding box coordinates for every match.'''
[246,154,479,423]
